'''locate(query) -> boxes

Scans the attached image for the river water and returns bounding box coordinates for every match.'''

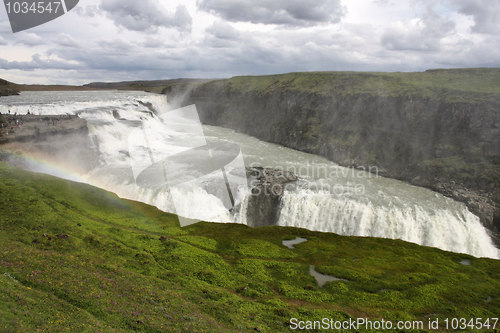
[1,90,498,259]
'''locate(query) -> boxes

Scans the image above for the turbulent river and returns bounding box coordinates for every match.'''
[1,90,498,259]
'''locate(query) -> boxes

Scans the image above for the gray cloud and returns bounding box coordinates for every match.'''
[99,0,192,32]
[381,8,454,51]
[73,4,100,18]
[96,39,135,53]
[454,0,500,34]
[54,34,79,48]
[207,21,240,40]
[204,21,241,48]
[141,37,178,49]
[11,32,47,46]
[197,0,345,26]
[0,54,81,70]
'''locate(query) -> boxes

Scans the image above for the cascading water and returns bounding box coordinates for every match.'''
[277,189,496,257]
[1,90,498,259]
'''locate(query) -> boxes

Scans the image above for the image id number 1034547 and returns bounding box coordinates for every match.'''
[5,1,62,14]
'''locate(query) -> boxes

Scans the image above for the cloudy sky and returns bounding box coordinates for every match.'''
[0,0,499,84]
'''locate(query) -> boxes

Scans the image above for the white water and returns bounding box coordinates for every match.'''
[278,190,493,256]
[1,91,498,259]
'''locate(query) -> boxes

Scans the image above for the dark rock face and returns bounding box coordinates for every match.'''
[170,79,500,239]
[0,115,87,143]
[245,167,297,227]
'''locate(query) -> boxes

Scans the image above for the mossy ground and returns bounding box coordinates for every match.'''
[0,162,499,332]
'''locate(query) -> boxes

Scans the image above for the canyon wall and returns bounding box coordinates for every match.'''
[166,70,500,238]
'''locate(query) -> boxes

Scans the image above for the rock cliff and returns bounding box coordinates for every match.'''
[245,167,297,227]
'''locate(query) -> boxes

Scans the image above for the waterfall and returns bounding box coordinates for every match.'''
[1,90,498,259]
[277,189,499,259]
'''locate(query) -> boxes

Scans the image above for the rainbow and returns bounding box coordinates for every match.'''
[0,148,156,216]
[2,148,91,185]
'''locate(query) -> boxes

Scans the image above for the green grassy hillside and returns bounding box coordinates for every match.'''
[223,68,500,103]
[80,68,500,102]
[0,162,499,332]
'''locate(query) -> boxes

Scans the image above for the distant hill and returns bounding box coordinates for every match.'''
[84,78,212,94]
[0,78,19,96]
[0,78,99,94]
[14,84,98,92]
[1,77,212,95]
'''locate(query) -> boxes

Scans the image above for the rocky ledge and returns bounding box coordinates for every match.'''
[0,114,86,142]
[245,167,297,227]
[0,114,97,174]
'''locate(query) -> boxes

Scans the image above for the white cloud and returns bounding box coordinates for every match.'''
[72,4,100,18]
[12,32,47,46]
[54,33,79,48]
[381,7,455,52]
[453,0,500,34]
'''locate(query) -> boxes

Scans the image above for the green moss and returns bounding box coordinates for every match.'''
[176,235,219,251]
[237,239,297,258]
[0,162,499,332]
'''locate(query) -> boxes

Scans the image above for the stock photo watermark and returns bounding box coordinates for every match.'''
[128,104,248,227]
[247,163,369,197]
[289,317,499,331]
[126,103,376,227]
[3,0,79,32]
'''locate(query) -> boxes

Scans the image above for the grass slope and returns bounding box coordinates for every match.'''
[222,68,500,103]
[0,162,499,332]
[0,77,99,94]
